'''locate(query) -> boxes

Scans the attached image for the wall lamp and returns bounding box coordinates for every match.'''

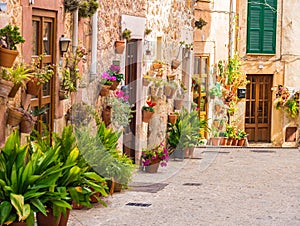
[59,35,71,55]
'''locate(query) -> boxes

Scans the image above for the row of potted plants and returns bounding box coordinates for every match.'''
[211,124,247,146]
[0,120,136,225]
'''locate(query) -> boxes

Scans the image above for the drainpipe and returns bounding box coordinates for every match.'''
[72,8,78,53]
[229,0,236,58]
[90,11,98,81]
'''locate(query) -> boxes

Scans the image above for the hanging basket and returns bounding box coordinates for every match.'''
[174,99,183,110]
[20,117,35,133]
[0,79,14,98]
[26,80,41,96]
[7,107,23,127]
[0,47,18,68]
[100,84,111,96]
[115,40,126,54]
[168,113,178,124]
[165,86,176,99]
[102,106,111,127]
[143,78,150,86]
[110,81,120,90]
[171,59,181,70]
[59,89,69,100]
[142,110,154,123]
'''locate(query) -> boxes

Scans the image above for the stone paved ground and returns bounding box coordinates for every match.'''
[68,148,300,226]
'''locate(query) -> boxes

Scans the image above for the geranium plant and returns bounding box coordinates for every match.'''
[142,99,156,112]
[141,143,169,167]
[108,64,124,82]
[101,71,116,85]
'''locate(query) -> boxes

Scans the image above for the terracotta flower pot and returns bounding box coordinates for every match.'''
[7,107,23,127]
[143,78,150,86]
[168,113,178,124]
[100,84,111,96]
[110,81,119,90]
[171,59,181,70]
[20,117,35,133]
[145,161,160,173]
[142,110,154,123]
[211,137,220,146]
[0,79,14,98]
[115,40,125,54]
[36,208,61,226]
[26,80,41,96]
[237,138,245,146]
[58,208,70,226]
[0,47,18,68]
[102,106,111,127]
[219,137,227,146]
[10,222,27,226]
[174,99,183,110]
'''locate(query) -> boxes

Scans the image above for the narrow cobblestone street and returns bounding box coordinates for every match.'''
[68,148,300,226]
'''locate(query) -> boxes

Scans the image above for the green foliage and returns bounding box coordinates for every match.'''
[30,54,54,85]
[122,29,132,41]
[2,63,32,85]
[64,0,99,17]
[0,24,25,50]
[209,85,222,97]
[284,98,299,118]
[195,18,207,30]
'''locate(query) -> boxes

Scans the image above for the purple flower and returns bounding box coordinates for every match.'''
[143,159,150,166]
[110,64,120,72]
[101,72,110,79]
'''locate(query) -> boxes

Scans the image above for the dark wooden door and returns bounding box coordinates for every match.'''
[245,75,272,142]
[123,40,137,161]
[31,9,56,134]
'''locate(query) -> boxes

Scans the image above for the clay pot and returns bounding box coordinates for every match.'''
[0,47,18,68]
[0,79,14,98]
[7,107,23,127]
[26,80,41,96]
[58,209,70,226]
[171,59,181,69]
[115,40,125,54]
[8,83,21,98]
[211,137,220,146]
[168,113,178,124]
[142,110,154,123]
[20,117,35,133]
[110,81,119,90]
[174,99,183,110]
[219,137,227,146]
[100,84,111,96]
[36,208,61,226]
[10,222,27,226]
[237,138,245,146]
[102,106,111,127]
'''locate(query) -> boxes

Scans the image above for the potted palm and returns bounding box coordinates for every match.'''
[0,24,25,67]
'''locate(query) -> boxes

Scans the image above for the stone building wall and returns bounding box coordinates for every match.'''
[236,0,300,146]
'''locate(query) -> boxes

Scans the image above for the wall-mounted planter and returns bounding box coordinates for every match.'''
[0,79,14,98]
[115,40,125,54]
[0,47,18,68]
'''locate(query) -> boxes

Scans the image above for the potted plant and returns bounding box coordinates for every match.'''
[107,64,124,90]
[209,84,222,99]
[2,63,32,98]
[164,80,178,99]
[194,18,207,30]
[0,24,25,67]
[106,90,133,128]
[171,41,185,70]
[122,28,132,41]
[174,83,186,110]
[142,99,156,123]
[60,46,86,99]
[237,129,247,146]
[141,143,169,173]
[168,112,179,124]
[64,0,99,18]
[27,55,54,96]
[99,66,118,96]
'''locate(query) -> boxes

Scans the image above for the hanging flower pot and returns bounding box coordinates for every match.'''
[142,110,154,123]
[110,81,119,90]
[102,106,111,127]
[115,40,126,54]
[167,73,176,81]
[168,113,178,124]
[7,107,23,126]
[0,47,18,68]
[59,89,69,100]
[0,79,14,98]
[174,99,183,110]
[26,80,41,96]
[143,77,150,86]
[20,115,35,133]
[100,84,111,96]
[171,59,181,70]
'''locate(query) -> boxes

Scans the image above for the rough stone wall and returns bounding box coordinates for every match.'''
[236,0,300,146]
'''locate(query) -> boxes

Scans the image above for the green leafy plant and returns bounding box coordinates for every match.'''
[30,54,54,85]
[284,98,299,118]
[1,63,32,85]
[64,0,99,18]
[195,18,207,30]
[122,29,132,41]
[0,24,25,50]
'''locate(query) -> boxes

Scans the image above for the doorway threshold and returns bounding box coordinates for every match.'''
[247,142,273,148]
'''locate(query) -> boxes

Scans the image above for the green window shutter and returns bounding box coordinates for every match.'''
[247,0,277,54]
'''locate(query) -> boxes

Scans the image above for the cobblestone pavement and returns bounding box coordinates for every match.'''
[68,148,300,226]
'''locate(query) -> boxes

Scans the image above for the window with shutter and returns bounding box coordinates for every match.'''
[246,0,277,54]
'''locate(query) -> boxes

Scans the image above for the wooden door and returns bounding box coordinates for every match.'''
[245,75,272,142]
[123,40,138,162]
[31,9,56,134]
[193,55,209,138]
